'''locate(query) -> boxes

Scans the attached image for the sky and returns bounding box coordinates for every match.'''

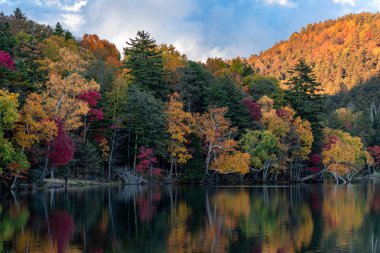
[0,0,380,61]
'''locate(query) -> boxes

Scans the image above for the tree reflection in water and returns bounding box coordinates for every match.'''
[1,183,380,253]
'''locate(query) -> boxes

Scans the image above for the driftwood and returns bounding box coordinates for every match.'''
[116,167,148,184]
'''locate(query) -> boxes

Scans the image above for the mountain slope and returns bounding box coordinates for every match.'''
[248,12,380,94]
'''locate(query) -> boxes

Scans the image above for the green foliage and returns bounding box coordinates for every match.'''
[125,85,166,156]
[175,61,212,113]
[240,130,280,169]
[0,22,15,53]
[53,22,64,36]
[206,76,251,129]
[244,75,285,105]
[124,31,168,100]
[0,90,29,174]
[285,59,324,151]
[13,8,26,20]
[72,141,104,177]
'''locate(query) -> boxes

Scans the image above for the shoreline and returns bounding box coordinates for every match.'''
[7,174,380,191]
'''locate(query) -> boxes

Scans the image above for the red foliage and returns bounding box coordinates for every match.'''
[89,108,104,121]
[275,108,293,121]
[49,119,75,167]
[50,210,74,253]
[310,154,322,165]
[78,90,104,122]
[368,146,380,166]
[243,96,262,121]
[136,146,159,174]
[343,122,352,130]
[78,90,102,107]
[152,168,161,176]
[0,50,15,70]
[93,135,106,144]
[323,135,339,151]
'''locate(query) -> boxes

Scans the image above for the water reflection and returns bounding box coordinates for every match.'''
[1,183,380,252]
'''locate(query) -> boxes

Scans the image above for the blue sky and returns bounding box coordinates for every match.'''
[0,0,379,60]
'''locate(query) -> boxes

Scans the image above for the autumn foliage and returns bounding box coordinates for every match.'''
[166,92,194,167]
[249,13,380,94]
[48,119,74,167]
[322,128,371,178]
[82,34,121,67]
[136,146,160,175]
[0,50,15,70]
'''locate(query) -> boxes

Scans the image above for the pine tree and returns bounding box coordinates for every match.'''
[124,31,168,100]
[53,22,64,36]
[64,31,74,41]
[13,8,26,20]
[285,59,325,151]
[0,22,16,53]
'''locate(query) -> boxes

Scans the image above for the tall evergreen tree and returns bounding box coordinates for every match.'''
[0,22,16,53]
[175,61,212,113]
[53,22,64,36]
[124,86,166,168]
[123,31,168,100]
[13,8,26,20]
[206,76,251,130]
[285,59,325,151]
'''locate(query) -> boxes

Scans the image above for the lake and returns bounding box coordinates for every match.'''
[1,182,380,253]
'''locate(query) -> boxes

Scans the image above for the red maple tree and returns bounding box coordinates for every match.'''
[48,119,75,167]
[0,50,15,70]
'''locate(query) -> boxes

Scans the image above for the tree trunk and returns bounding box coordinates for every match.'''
[108,130,117,182]
[169,156,174,178]
[205,143,213,174]
[41,144,51,180]
[10,176,18,190]
[133,134,138,172]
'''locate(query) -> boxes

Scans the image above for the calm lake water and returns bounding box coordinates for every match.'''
[1,183,380,253]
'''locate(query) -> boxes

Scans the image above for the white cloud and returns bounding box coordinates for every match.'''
[333,0,356,6]
[61,13,85,31]
[264,0,294,7]
[61,0,87,12]
[31,0,88,31]
[81,0,207,60]
[33,0,87,12]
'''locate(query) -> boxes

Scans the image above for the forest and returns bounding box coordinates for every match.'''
[0,8,380,189]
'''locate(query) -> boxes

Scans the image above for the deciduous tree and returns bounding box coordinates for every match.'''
[166,92,194,177]
[194,107,237,174]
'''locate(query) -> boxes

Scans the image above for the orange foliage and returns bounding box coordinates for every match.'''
[248,13,380,94]
[82,34,121,67]
[166,92,194,165]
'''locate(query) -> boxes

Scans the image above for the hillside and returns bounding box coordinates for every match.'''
[248,12,380,94]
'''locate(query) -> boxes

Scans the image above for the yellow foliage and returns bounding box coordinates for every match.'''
[166,92,194,165]
[322,128,370,175]
[293,117,313,159]
[211,151,250,175]
[15,93,58,149]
